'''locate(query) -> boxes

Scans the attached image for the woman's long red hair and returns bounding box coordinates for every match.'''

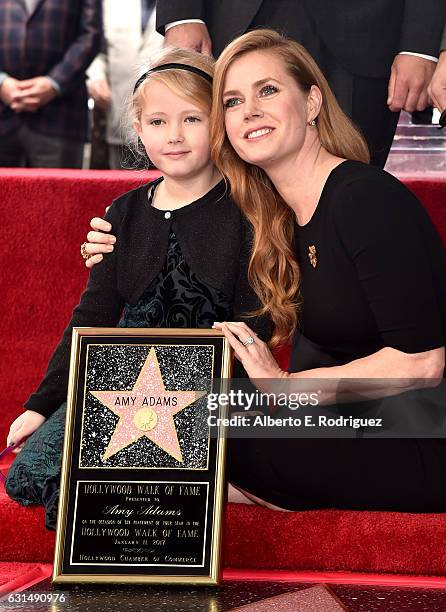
[211,29,369,347]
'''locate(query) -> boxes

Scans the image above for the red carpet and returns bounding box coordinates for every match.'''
[1,169,446,577]
[0,563,52,596]
[2,480,446,576]
[1,564,446,595]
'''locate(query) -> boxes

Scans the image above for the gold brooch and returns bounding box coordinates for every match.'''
[308,245,317,268]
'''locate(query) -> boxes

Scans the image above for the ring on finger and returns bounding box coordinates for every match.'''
[242,336,255,347]
[80,242,92,261]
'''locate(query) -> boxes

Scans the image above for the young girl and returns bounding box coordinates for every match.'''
[5,48,271,529]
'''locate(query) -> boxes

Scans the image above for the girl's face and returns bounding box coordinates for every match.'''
[222,50,320,171]
[134,80,212,180]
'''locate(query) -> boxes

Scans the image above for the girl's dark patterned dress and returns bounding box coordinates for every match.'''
[6,230,231,530]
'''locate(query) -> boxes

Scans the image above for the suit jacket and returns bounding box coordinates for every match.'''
[441,24,446,51]
[87,1,163,145]
[0,0,102,141]
[156,0,446,78]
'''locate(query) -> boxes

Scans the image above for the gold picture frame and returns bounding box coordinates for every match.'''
[53,328,232,585]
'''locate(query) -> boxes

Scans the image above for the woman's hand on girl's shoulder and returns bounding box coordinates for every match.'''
[7,410,47,453]
[84,215,117,269]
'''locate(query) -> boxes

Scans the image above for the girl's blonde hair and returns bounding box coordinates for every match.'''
[127,48,215,165]
[211,29,370,347]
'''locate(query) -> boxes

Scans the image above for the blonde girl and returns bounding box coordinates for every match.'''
[5,47,270,528]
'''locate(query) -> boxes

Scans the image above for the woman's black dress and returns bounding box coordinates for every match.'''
[227,160,446,512]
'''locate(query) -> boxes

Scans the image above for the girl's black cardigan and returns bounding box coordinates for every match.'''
[25,178,273,417]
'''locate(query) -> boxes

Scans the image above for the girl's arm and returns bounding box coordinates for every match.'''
[7,410,47,453]
[20,201,125,422]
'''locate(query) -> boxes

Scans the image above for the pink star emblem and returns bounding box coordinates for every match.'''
[89,348,206,463]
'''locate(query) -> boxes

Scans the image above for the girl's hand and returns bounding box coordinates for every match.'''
[212,321,288,392]
[84,215,116,269]
[7,410,46,454]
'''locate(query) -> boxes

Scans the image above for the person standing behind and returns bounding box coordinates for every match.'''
[87,0,163,169]
[156,0,446,168]
[0,0,102,168]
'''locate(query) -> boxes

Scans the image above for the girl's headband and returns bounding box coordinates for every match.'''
[133,63,213,93]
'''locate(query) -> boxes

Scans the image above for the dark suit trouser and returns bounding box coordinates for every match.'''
[0,125,84,169]
[250,0,400,168]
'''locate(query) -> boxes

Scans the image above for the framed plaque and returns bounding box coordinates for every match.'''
[53,328,231,585]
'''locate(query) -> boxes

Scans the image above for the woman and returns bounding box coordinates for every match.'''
[212,30,446,512]
[86,30,446,513]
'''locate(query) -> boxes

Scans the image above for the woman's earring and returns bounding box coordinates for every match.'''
[307,119,316,126]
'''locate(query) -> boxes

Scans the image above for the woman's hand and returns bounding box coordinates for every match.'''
[212,321,288,392]
[7,410,46,454]
[84,215,116,269]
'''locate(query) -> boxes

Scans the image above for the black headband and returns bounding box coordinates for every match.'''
[133,63,213,93]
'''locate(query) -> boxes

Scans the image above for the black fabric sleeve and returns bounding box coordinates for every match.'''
[332,175,445,353]
[48,0,103,95]
[155,0,205,35]
[399,0,446,57]
[24,201,125,418]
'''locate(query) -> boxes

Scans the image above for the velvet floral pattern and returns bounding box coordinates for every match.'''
[119,231,231,329]
[5,403,66,530]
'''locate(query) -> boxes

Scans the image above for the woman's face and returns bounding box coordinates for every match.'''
[222,50,317,170]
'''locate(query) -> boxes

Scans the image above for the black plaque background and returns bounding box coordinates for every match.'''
[59,333,227,579]
[71,480,209,566]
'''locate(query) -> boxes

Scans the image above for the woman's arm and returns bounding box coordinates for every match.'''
[213,321,444,405]
[83,215,116,269]
[311,345,444,382]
